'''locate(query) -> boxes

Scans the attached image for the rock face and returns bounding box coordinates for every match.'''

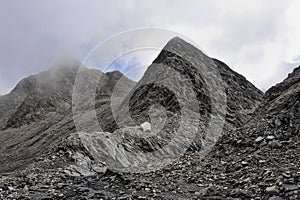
[0,37,299,199]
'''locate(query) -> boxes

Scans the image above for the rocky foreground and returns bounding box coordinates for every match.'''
[0,38,299,199]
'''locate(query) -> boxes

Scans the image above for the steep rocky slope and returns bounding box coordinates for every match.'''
[207,65,300,199]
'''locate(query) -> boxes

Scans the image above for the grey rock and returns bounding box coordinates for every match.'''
[140,122,151,132]
[64,164,96,177]
[255,136,264,143]
[268,140,282,148]
[282,184,298,191]
[241,161,249,166]
[91,165,107,174]
[266,135,275,140]
[266,186,279,194]
[268,196,284,200]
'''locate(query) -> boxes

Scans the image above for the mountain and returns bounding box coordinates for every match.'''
[64,37,263,174]
[115,37,262,131]
[0,37,298,199]
[0,60,135,173]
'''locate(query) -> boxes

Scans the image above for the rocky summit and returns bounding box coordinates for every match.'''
[0,37,299,199]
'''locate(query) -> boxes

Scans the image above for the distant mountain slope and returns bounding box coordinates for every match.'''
[0,60,135,172]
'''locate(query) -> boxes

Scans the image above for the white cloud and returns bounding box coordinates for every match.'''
[0,0,299,94]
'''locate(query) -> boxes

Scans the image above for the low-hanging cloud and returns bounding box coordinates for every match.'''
[0,0,299,94]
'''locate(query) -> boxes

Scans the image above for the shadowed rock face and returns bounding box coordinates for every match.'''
[212,59,263,127]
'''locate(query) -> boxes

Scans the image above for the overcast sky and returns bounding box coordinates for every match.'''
[0,0,300,94]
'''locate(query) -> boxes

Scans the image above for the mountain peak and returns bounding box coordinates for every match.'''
[163,36,195,51]
[166,36,185,44]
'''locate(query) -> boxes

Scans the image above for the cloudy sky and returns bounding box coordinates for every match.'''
[0,0,300,94]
